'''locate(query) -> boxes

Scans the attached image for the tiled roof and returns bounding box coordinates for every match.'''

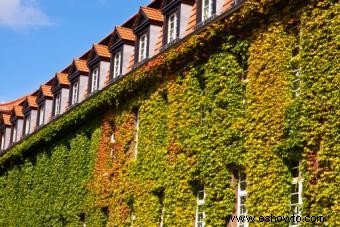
[74,59,89,73]
[116,26,135,42]
[3,114,11,126]
[40,85,53,98]
[14,106,24,118]
[27,96,38,108]
[56,73,70,86]
[94,44,110,58]
[0,96,26,113]
[141,7,163,22]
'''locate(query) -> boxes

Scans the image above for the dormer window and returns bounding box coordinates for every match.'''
[0,133,5,150]
[54,93,61,116]
[11,124,17,143]
[90,68,99,93]
[24,115,31,135]
[113,51,122,78]
[202,0,214,21]
[139,33,148,62]
[71,81,79,105]
[38,104,45,126]
[167,12,178,43]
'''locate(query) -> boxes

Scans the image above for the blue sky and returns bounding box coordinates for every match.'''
[0,0,150,103]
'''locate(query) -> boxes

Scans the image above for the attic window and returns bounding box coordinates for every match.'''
[38,104,45,126]
[138,33,148,62]
[0,133,5,150]
[24,114,31,136]
[202,0,214,21]
[167,12,178,43]
[71,81,79,105]
[113,51,122,78]
[11,123,17,143]
[91,67,99,93]
[54,92,61,116]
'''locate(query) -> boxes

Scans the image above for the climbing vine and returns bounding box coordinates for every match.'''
[0,1,338,226]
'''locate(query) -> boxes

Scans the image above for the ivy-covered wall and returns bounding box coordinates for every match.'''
[0,0,338,226]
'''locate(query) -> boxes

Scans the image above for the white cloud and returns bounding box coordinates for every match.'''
[0,0,52,29]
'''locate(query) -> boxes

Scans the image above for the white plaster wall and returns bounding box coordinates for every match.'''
[123,44,134,75]
[149,25,162,57]
[180,4,193,38]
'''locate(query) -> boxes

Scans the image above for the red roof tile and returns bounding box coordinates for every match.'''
[56,72,70,86]
[27,96,38,108]
[116,26,136,42]
[141,7,163,22]
[74,59,89,73]
[14,106,24,118]
[2,114,11,126]
[40,85,53,98]
[0,96,26,113]
[94,44,110,58]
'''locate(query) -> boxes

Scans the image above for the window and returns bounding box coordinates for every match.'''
[290,165,303,227]
[202,0,214,21]
[238,172,248,227]
[167,12,178,43]
[91,67,99,93]
[0,133,5,150]
[54,93,61,116]
[113,51,122,78]
[12,124,17,143]
[138,33,148,62]
[38,105,45,126]
[71,81,79,105]
[292,68,301,97]
[195,186,206,227]
[24,115,31,135]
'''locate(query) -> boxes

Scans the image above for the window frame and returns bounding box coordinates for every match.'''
[11,122,18,143]
[167,11,178,43]
[138,33,148,62]
[38,104,45,126]
[197,0,216,23]
[0,132,5,150]
[195,186,206,227]
[290,165,303,227]
[113,51,122,78]
[71,80,80,105]
[90,67,100,93]
[53,92,62,116]
[237,172,248,227]
[24,114,31,136]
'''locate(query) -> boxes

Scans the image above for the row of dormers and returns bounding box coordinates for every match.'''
[0,0,244,153]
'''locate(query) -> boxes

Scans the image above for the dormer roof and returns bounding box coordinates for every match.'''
[13,106,24,118]
[1,114,11,126]
[134,7,164,29]
[94,44,110,58]
[0,96,26,113]
[70,59,90,75]
[116,27,136,42]
[40,85,53,98]
[20,96,38,109]
[56,73,70,86]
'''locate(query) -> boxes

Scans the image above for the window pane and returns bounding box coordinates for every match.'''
[291,194,299,204]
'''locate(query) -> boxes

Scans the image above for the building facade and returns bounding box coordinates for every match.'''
[0,0,338,226]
